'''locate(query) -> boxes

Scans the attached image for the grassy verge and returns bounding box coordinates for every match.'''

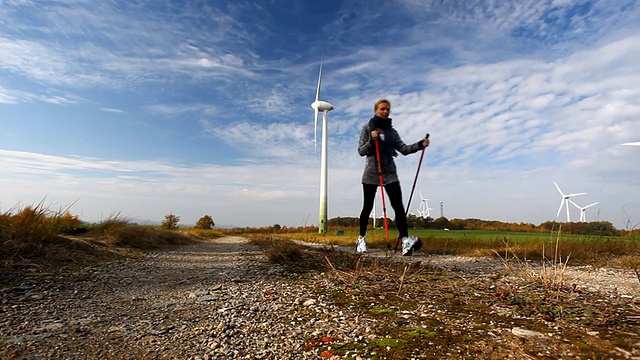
[0,206,223,287]
[275,229,640,267]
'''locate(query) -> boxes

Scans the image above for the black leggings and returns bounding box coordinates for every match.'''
[359,182,408,238]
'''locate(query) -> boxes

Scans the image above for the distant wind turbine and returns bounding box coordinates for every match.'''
[554,181,585,222]
[622,142,640,146]
[311,58,334,234]
[569,200,600,222]
[372,198,376,228]
[417,193,432,219]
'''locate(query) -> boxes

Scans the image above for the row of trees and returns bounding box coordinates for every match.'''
[157,213,637,237]
[326,215,632,237]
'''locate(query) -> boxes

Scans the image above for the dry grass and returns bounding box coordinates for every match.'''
[247,235,304,263]
[0,208,204,287]
[88,216,194,249]
[1,202,77,258]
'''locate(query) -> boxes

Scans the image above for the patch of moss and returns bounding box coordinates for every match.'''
[405,327,437,338]
[369,337,408,350]
[370,307,396,315]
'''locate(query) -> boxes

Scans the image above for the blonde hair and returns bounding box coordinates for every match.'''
[374,98,390,112]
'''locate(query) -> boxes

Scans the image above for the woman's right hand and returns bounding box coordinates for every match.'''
[371,130,379,139]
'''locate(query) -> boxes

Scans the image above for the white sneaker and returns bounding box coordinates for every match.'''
[356,235,367,253]
[402,236,419,256]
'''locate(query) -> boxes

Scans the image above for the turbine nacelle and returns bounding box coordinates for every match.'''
[311,100,334,112]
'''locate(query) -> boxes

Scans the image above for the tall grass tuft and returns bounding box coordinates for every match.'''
[1,202,80,258]
[247,234,304,264]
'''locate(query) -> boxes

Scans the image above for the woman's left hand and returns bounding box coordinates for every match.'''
[422,137,430,148]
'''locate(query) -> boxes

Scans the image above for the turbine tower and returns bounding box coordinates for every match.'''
[569,200,599,222]
[372,198,376,228]
[554,181,585,222]
[311,58,334,234]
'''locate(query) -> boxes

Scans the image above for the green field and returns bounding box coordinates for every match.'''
[278,228,638,265]
[331,228,621,244]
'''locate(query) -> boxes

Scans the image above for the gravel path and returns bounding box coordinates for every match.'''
[1,236,638,359]
[1,236,332,359]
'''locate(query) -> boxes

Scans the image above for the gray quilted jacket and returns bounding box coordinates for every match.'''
[358,119,424,185]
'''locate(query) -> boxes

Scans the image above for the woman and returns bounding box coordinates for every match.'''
[356,99,430,255]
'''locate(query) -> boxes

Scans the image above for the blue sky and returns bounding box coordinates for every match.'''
[1,0,639,229]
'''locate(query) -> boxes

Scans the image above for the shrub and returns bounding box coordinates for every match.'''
[194,215,215,230]
[161,213,180,230]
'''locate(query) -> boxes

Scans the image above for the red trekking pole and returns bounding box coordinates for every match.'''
[394,133,429,251]
[374,136,392,249]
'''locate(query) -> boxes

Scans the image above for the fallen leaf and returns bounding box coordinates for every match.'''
[320,350,333,358]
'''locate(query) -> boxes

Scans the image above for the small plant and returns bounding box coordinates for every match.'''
[248,235,304,264]
[161,213,180,230]
[265,239,303,263]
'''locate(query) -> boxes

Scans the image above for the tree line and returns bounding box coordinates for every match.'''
[158,212,638,237]
[327,215,637,237]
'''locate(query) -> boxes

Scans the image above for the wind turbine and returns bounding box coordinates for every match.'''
[569,200,600,222]
[372,198,376,228]
[417,193,432,219]
[311,58,334,234]
[554,181,585,222]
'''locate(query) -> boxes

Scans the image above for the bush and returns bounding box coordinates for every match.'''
[194,215,215,230]
[161,213,180,230]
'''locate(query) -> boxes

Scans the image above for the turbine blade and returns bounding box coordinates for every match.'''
[584,202,599,209]
[315,58,323,102]
[566,192,586,197]
[568,199,580,209]
[556,199,564,218]
[622,141,640,146]
[554,181,564,196]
